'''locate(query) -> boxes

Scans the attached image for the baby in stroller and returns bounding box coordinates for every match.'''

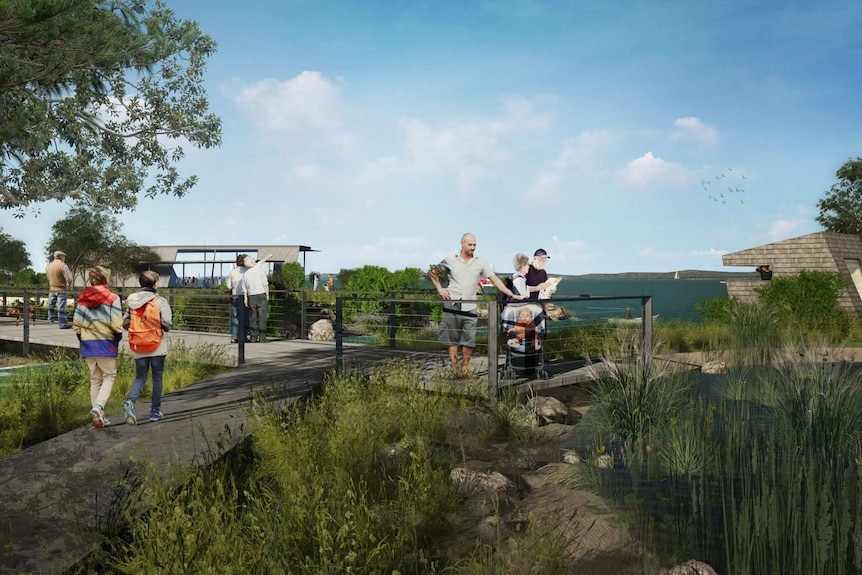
[500,301,547,379]
[507,307,538,349]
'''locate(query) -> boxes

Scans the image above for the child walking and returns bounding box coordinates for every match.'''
[72,266,123,428]
[122,271,173,425]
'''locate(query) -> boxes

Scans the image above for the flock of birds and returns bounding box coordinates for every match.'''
[702,167,746,204]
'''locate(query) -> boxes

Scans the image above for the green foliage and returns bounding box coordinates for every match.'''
[112,364,462,573]
[277,261,305,291]
[816,157,862,235]
[46,206,158,287]
[337,267,355,287]
[0,345,228,456]
[10,268,46,286]
[694,297,733,323]
[726,299,785,366]
[589,334,694,446]
[0,0,222,214]
[0,228,30,275]
[754,269,850,335]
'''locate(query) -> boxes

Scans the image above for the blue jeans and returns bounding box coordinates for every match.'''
[230,296,247,339]
[47,291,68,324]
[128,355,166,412]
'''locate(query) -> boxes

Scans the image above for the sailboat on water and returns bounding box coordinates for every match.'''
[673,271,680,280]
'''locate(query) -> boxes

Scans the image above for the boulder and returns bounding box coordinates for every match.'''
[308,319,334,341]
[701,360,726,374]
[450,467,516,498]
[562,450,581,464]
[662,560,718,575]
[543,303,571,321]
[533,396,569,425]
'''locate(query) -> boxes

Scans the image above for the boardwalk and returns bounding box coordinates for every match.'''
[0,320,611,573]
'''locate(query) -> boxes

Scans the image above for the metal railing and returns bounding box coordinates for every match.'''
[333,294,655,403]
[2,288,654,387]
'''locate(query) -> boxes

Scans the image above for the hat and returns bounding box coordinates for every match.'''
[533,249,550,259]
[53,251,66,258]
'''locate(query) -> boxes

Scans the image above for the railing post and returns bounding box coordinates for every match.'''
[168,287,174,310]
[642,296,653,360]
[487,300,498,406]
[388,292,397,348]
[22,290,30,356]
[335,297,343,372]
[301,290,307,340]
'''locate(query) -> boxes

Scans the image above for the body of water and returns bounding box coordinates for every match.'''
[550,279,728,322]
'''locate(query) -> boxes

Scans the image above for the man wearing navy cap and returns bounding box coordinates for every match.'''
[525,249,556,300]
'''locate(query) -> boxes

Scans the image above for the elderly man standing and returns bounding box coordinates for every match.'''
[46,250,74,329]
[525,248,556,300]
[429,233,519,375]
[241,253,273,343]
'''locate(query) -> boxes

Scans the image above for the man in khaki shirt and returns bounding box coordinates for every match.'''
[46,251,73,328]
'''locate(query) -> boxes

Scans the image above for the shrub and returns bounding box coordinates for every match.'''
[754,269,850,334]
[588,333,694,447]
[274,261,304,291]
[694,297,733,323]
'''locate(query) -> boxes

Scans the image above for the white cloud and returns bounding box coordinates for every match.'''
[767,219,807,242]
[365,95,553,187]
[340,236,430,267]
[552,130,616,171]
[232,71,343,132]
[670,117,717,146]
[622,152,689,190]
[689,248,727,257]
[525,172,561,201]
[294,163,321,180]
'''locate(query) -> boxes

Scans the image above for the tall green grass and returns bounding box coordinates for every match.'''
[575,324,862,574]
[0,344,229,456]
[87,364,590,574]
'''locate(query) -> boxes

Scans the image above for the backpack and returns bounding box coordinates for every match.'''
[497,275,517,309]
[129,300,163,352]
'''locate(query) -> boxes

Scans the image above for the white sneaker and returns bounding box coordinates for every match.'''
[91,405,107,428]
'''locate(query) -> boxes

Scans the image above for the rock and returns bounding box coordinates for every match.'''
[477,515,509,542]
[543,303,571,321]
[450,467,516,498]
[662,559,718,575]
[594,454,614,469]
[533,396,569,426]
[308,319,334,341]
[701,360,726,374]
[562,450,581,464]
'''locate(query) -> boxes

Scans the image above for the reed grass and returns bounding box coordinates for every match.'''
[85,364,591,573]
[581,327,862,574]
[0,344,229,456]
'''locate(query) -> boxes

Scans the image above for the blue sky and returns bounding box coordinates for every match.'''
[5,0,862,276]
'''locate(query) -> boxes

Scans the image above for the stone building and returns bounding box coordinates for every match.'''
[722,232,862,314]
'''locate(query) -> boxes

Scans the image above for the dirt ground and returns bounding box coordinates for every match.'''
[440,384,650,574]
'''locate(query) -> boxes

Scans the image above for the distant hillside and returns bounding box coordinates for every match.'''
[566,269,760,281]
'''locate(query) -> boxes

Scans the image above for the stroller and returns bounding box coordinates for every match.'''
[499,301,548,380]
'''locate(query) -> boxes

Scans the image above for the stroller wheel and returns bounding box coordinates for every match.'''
[536,369,550,380]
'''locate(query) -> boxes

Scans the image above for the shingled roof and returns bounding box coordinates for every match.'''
[722,232,862,313]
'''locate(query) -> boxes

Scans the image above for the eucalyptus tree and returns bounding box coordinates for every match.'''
[816,157,862,236]
[0,0,222,216]
[0,228,31,275]
[46,206,157,287]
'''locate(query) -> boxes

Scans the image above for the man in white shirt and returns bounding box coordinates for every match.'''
[429,233,518,375]
[240,254,272,342]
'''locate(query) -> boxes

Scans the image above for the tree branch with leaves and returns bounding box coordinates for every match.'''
[0,0,222,216]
